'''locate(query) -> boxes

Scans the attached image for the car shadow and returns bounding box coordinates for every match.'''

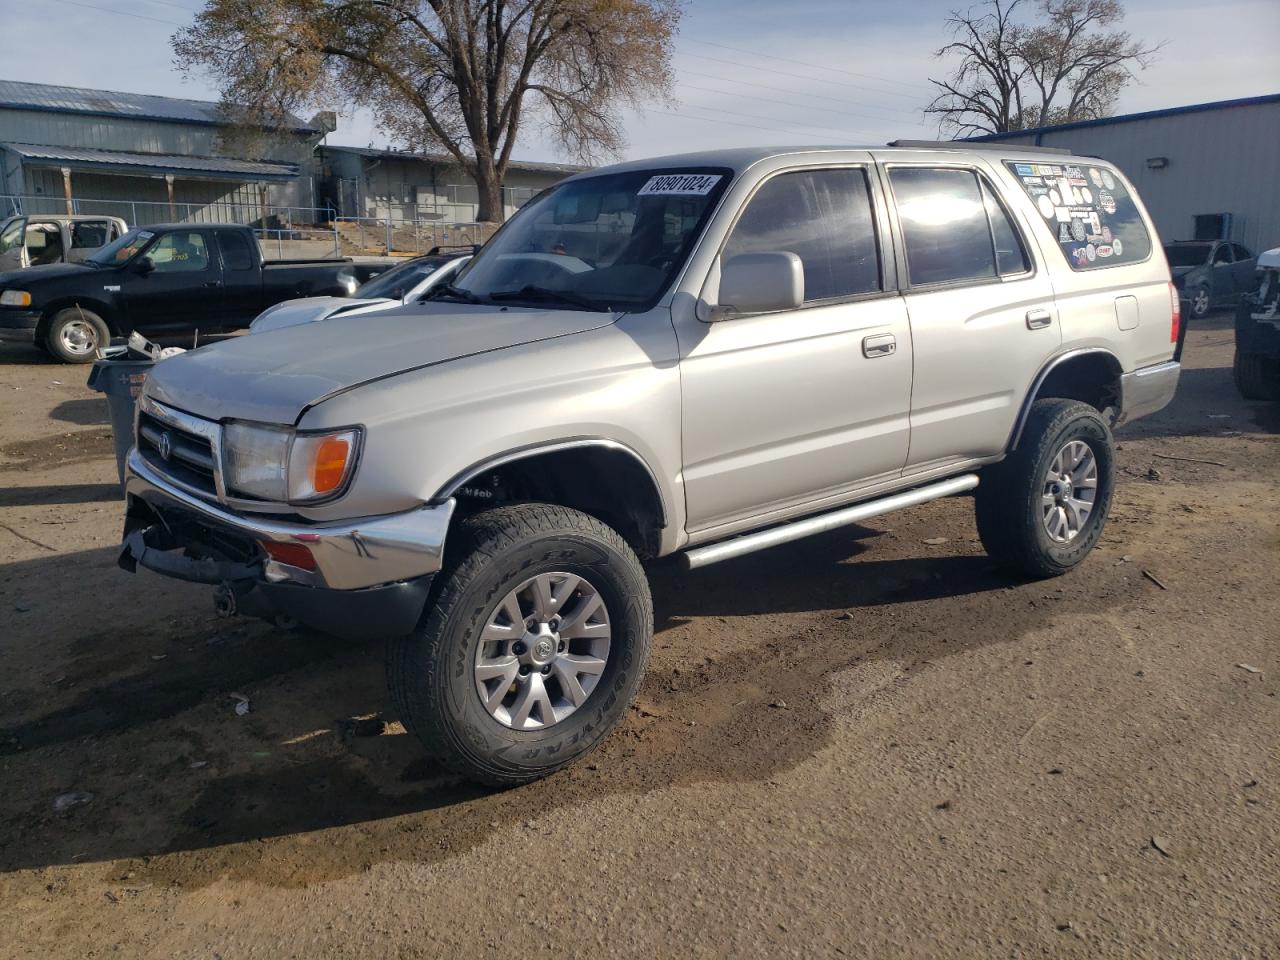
[0,482,121,507]
[0,520,1147,885]
[48,398,109,426]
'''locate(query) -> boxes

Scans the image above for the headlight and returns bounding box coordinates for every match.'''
[222,422,360,502]
[0,290,32,307]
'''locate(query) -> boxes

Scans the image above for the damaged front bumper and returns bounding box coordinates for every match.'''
[119,448,454,640]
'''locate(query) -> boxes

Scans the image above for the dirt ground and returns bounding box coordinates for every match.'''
[0,315,1275,959]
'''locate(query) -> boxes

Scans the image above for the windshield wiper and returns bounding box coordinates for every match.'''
[422,283,484,304]
[488,285,609,312]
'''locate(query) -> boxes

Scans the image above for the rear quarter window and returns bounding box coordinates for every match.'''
[1006,161,1151,270]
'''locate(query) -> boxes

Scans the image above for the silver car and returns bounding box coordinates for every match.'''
[249,250,471,334]
[118,145,1180,785]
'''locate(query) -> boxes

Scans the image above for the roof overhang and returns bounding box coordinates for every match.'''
[1,142,300,182]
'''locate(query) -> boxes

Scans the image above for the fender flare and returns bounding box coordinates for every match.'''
[434,437,669,528]
[1007,347,1123,451]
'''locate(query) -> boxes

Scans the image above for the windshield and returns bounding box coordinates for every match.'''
[88,229,154,266]
[1164,244,1211,267]
[451,167,732,311]
[355,258,445,299]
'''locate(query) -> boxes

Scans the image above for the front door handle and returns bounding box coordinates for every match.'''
[862,333,897,358]
[203,280,223,288]
[1026,308,1053,330]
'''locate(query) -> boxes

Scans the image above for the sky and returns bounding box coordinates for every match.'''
[2,0,1277,164]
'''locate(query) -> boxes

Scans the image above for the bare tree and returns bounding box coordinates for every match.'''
[925,0,1160,137]
[175,0,681,222]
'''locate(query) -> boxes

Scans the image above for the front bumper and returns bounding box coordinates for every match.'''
[0,308,40,343]
[1116,360,1180,425]
[120,448,455,638]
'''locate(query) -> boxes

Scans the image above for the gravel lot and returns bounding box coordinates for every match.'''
[1,315,1276,959]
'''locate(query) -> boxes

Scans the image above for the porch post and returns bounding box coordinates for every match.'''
[60,167,73,215]
[165,174,176,220]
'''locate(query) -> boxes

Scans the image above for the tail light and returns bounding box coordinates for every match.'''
[1169,281,1181,344]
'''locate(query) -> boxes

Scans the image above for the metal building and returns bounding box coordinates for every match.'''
[969,94,1280,252]
[0,80,328,223]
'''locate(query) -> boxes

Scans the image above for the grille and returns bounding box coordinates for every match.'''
[137,410,218,496]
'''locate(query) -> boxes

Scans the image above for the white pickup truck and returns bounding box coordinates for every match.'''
[117,144,1180,785]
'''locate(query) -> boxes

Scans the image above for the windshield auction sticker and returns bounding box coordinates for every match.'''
[638,174,722,196]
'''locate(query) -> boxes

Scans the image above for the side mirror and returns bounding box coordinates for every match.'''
[133,256,155,275]
[709,252,804,320]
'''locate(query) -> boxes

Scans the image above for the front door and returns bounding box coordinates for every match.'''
[678,165,913,536]
[120,229,226,336]
[882,162,1060,469]
[0,217,26,271]
[1210,243,1236,305]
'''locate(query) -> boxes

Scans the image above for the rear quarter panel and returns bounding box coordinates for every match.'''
[983,155,1175,373]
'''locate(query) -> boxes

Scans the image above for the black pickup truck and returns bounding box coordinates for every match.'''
[0,223,379,362]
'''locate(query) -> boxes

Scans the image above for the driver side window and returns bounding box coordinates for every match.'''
[148,232,210,273]
[723,168,881,303]
[1212,244,1233,265]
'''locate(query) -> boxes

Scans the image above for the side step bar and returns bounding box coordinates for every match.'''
[682,473,980,569]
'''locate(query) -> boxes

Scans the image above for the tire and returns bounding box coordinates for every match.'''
[388,503,652,786]
[976,399,1115,579]
[45,307,110,363]
[1188,285,1211,320]
[1233,349,1280,401]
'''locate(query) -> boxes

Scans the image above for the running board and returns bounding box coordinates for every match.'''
[682,474,980,569]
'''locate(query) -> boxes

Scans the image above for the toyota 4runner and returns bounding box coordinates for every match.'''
[117,145,1181,785]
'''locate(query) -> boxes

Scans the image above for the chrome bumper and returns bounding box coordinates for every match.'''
[1117,360,1180,426]
[124,447,454,590]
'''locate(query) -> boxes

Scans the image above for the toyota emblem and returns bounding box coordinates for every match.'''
[157,431,173,461]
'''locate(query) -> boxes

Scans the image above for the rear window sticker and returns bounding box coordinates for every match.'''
[1081,187,1093,204]
[1101,170,1116,190]
[637,174,722,196]
[1055,207,1072,222]
[1058,222,1072,242]
[1097,244,1113,258]
[1037,195,1056,219]
[1098,190,1117,214]
[1089,168,1103,187]
[1070,219,1087,242]
[1086,244,1097,262]
[1112,238,1123,256]
[1048,188,1062,205]
[1015,164,1034,176]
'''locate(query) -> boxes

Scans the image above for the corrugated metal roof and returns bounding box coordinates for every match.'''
[0,80,314,132]
[967,93,1280,142]
[321,144,588,176]
[1,142,300,181]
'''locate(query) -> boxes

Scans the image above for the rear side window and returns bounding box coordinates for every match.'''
[218,230,255,271]
[888,167,1028,286]
[71,221,110,250]
[723,168,881,302]
[1006,161,1152,269]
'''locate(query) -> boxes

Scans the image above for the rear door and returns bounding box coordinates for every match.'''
[120,229,226,335]
[879,155,1059,470]
[213,229,264,328]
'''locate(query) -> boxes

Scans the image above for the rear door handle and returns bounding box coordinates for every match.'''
[203,280,224,288]
[1025,308,1053,330]
[862,333,896,358]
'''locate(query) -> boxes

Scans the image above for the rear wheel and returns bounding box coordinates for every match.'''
[1233,349,1280,401]
[388,503,652,786]
[976,399,1115,579]
[45,307,109,363]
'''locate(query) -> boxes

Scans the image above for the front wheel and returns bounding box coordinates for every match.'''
[388,503,652,786]
[45,307,110,363]
[1188,285,1211,320]
[976,399,1115,579]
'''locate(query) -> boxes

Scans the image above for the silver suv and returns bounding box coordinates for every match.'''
[118,145,1181,784]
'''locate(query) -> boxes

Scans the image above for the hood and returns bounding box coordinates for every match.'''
[0,262,96,287]
[145,302,617,424]
[249,296,389,334]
